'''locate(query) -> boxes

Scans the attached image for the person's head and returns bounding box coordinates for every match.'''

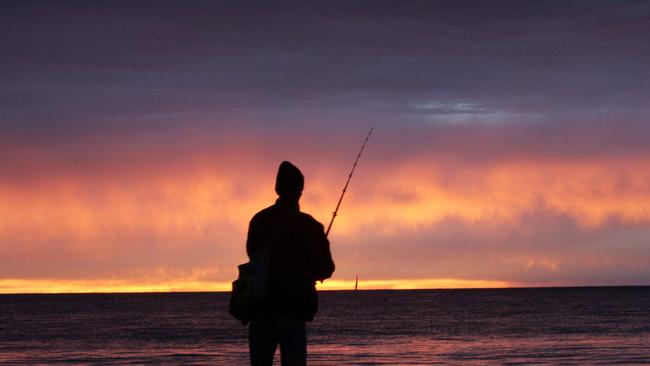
[275,161,304,201]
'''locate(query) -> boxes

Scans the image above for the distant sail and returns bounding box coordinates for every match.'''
[354,274,358,291]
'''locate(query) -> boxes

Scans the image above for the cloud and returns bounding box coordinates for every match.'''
[2,142,649,288]
[330,206,650,286]
[1,0,649,291]
[2,1,649,134]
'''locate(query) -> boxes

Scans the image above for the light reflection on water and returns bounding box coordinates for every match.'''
[310,335,650,365]
[1,288,649,364]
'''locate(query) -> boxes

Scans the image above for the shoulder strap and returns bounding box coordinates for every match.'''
[270,210,297,246]
[255,210,298,256]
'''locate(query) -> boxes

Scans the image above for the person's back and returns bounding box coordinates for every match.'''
[246,161,335,366]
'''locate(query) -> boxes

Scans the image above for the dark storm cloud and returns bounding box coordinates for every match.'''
[2,0,649,136]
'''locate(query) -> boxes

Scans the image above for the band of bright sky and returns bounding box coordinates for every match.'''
[1,1,649,292]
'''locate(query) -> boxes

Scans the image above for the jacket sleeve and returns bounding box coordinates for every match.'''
[246,216,260,259]
[309,221,335,282]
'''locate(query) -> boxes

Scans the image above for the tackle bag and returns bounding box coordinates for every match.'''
[229,211,296,324]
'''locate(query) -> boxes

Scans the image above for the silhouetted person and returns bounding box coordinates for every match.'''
[246,161,335,366]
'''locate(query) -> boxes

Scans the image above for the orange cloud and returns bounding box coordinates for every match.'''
[2,152,650,293]
[328,159,650,235]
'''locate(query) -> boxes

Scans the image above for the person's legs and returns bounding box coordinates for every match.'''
[274,316,306,366]
[249,316,278,366]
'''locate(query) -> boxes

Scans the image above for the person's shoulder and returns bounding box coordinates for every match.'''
[250,204,276,223]
[297,212,325,230]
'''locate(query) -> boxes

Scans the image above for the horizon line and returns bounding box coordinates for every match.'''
[1,284,648,296]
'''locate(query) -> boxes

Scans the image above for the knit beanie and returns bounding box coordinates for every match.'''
[275,161,304,197]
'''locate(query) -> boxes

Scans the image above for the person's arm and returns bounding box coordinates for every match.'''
[245,216,259,259]
[310,222,335,282]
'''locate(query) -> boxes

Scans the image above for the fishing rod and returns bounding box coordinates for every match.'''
[325,126,374,237]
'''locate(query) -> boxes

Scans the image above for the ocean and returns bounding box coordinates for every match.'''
[1,287,649,365]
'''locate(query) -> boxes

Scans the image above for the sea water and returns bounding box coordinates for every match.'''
[1,287,649,364]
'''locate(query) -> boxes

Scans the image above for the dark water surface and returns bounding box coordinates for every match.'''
[1,287,649,364]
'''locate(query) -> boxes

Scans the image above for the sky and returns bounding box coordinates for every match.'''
[1,0,650,293]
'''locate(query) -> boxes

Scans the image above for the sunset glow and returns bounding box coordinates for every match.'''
[2,1,649,293]
[3,155,649,293]
[0,277,514,294]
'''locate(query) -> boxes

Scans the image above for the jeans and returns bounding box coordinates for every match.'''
[249,315,307,366]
